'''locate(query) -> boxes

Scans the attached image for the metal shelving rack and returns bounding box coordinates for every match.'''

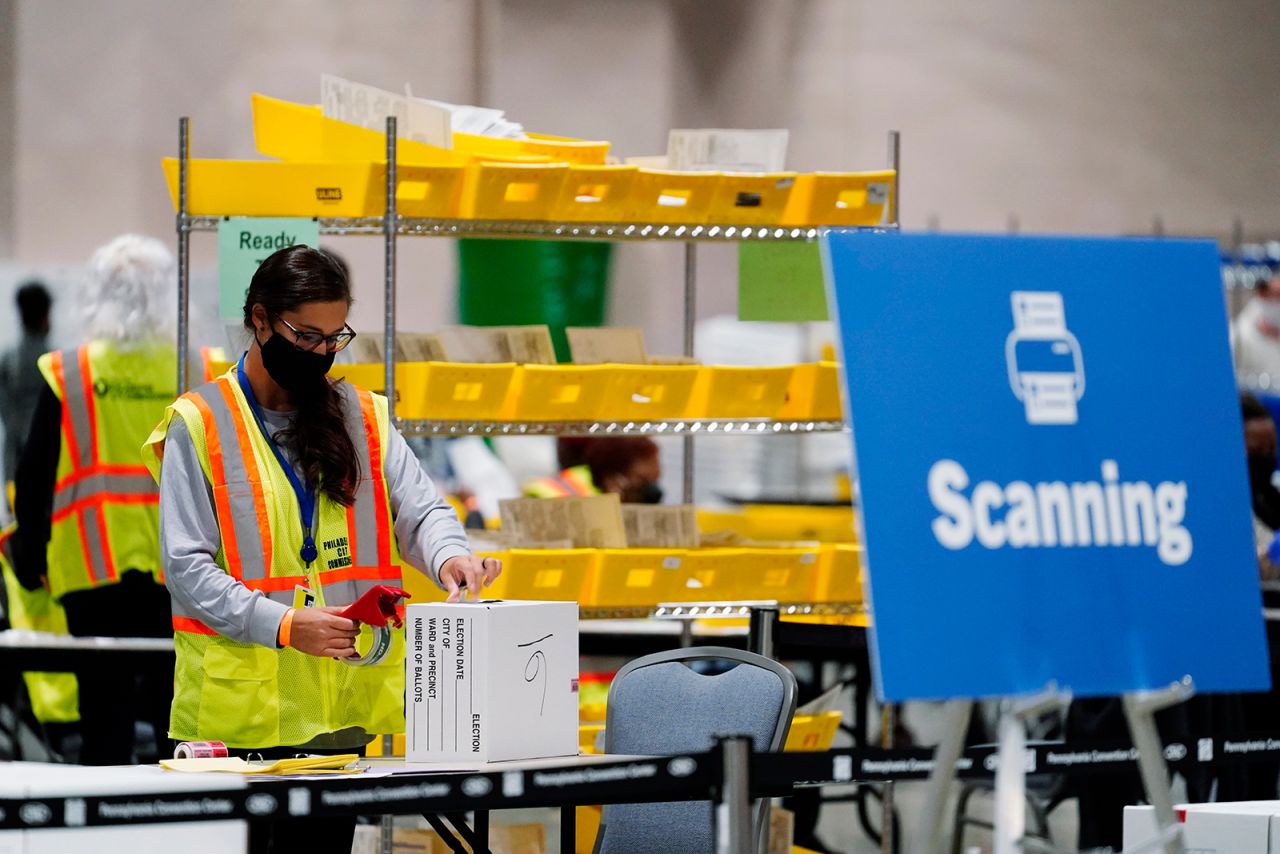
[174,117,901,502]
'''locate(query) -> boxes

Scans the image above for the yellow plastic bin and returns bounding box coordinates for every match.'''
[778,362,844,421]
[784,711,843,752]
[504,365,614,422]
[686,365,796,419]
[524,133,611,166]
[736,547,823,602]
[780,170,895,227]
[551,165,639,223]
[623,170,722,224]
[500,549,598,601]
[587,548,687,609]
[329,362,385,390]
[679,548,751,602]
[813,544,864,604]
[459,161,570,220]
[708,172,798,225]
[741,504,857,544]
[162,158,388,218]
[250,93,459,165]
[396,362,518,421]
[394,164,466,219]
[599,365,699,422]
[579,724,606,755]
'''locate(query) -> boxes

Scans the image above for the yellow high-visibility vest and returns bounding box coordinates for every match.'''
[523,465,599,498]
[38,341,175,601]
[0,525,78,724]
[142,369,405,748]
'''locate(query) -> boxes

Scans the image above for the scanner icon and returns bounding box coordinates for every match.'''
[1005,291,1085,425]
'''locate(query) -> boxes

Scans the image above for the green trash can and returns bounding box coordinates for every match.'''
[457,239,612,362]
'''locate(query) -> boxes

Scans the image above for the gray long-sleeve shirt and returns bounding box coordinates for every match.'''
[159,405,472,649]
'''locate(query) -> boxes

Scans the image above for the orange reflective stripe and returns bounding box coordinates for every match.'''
[50,351,83,470]
[201,347,215,383]
[242,575,310,593]
[74,509,98,584]
[56,462,155,493]
[51,492,159,524]
[172,616,217,635]
[94,499,118,582]
[355,389,391,565]
[346,502,358,571]
[216,379,273,577]
[188,392,243,579]
[318,564,400,585]
[77,345,100,465]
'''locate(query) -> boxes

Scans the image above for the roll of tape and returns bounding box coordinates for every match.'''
[342,624,393,667]
[174,740,229,759]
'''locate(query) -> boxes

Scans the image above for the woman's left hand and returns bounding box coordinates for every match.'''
[440,555,503,602]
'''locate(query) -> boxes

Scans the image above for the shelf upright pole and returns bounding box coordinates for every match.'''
[379,140,398,854]
[177,117,191,394]
[888,130,901,228]
[384,117,398,418]
[683,242,697,504]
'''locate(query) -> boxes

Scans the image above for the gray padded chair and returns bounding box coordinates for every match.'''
[594,646,798,854]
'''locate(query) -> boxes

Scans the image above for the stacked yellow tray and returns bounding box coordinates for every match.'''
[326,362,839,422]
[164,93,894,227]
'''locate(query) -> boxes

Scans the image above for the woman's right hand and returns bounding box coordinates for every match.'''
[287,606,360,658]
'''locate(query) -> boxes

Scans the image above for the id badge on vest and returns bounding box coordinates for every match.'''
[293,585,317,610]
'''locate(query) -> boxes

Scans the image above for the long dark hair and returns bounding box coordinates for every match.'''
[244,245,358,506]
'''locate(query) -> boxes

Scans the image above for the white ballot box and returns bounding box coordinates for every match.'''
[405,600,579,763]
[1124,801,1280,853]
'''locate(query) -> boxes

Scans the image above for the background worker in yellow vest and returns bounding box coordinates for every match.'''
[0,524,79,749]
[144,245,499,854]
[12,234,177,767]
[524,436,663,502]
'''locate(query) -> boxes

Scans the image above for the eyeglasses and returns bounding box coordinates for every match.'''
[273,314,357,353]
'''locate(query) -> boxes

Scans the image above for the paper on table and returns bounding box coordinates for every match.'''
[667,129,789,173]
[321,74,452,148]
[160,754,361,775]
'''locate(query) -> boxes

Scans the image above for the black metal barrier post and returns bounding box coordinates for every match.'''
[747,607,780,659]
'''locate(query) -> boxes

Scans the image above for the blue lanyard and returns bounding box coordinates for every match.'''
[236,354,319,567]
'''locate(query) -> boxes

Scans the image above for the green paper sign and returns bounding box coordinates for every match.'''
[217,218,320,320]
[738,242,829,322]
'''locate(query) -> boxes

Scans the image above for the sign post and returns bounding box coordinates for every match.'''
[822,232,1270,853]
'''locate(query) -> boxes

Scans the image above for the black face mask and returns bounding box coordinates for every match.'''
[1250,452,1279,493]
[626,481,664,504]
[257,331,335,397]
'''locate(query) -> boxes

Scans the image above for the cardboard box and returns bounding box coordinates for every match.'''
[405,600,580,763]
[499,495,628,548]
[621,504,700,548]
[1124,801,1280,853]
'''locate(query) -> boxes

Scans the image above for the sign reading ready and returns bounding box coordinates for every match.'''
[217,217,319,320]
[824,232,1268,701]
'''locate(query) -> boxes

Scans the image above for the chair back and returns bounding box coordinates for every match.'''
[595,646,797,854]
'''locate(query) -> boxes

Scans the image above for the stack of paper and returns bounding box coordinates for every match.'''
[160,754,361,775]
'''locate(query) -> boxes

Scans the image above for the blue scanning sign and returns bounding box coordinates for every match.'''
[823,232,1269,701]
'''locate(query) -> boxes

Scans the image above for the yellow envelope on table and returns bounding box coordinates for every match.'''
[160,754,361,775]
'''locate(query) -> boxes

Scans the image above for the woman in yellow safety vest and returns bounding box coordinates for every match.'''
[143,245,500,854]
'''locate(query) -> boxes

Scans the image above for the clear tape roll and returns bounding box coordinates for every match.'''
[174,740,229,759]
[341,624,393,667]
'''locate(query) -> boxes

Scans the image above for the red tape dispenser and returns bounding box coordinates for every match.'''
[338,584,411,666]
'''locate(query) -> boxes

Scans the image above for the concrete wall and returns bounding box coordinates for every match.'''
[2,0,1279,350]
